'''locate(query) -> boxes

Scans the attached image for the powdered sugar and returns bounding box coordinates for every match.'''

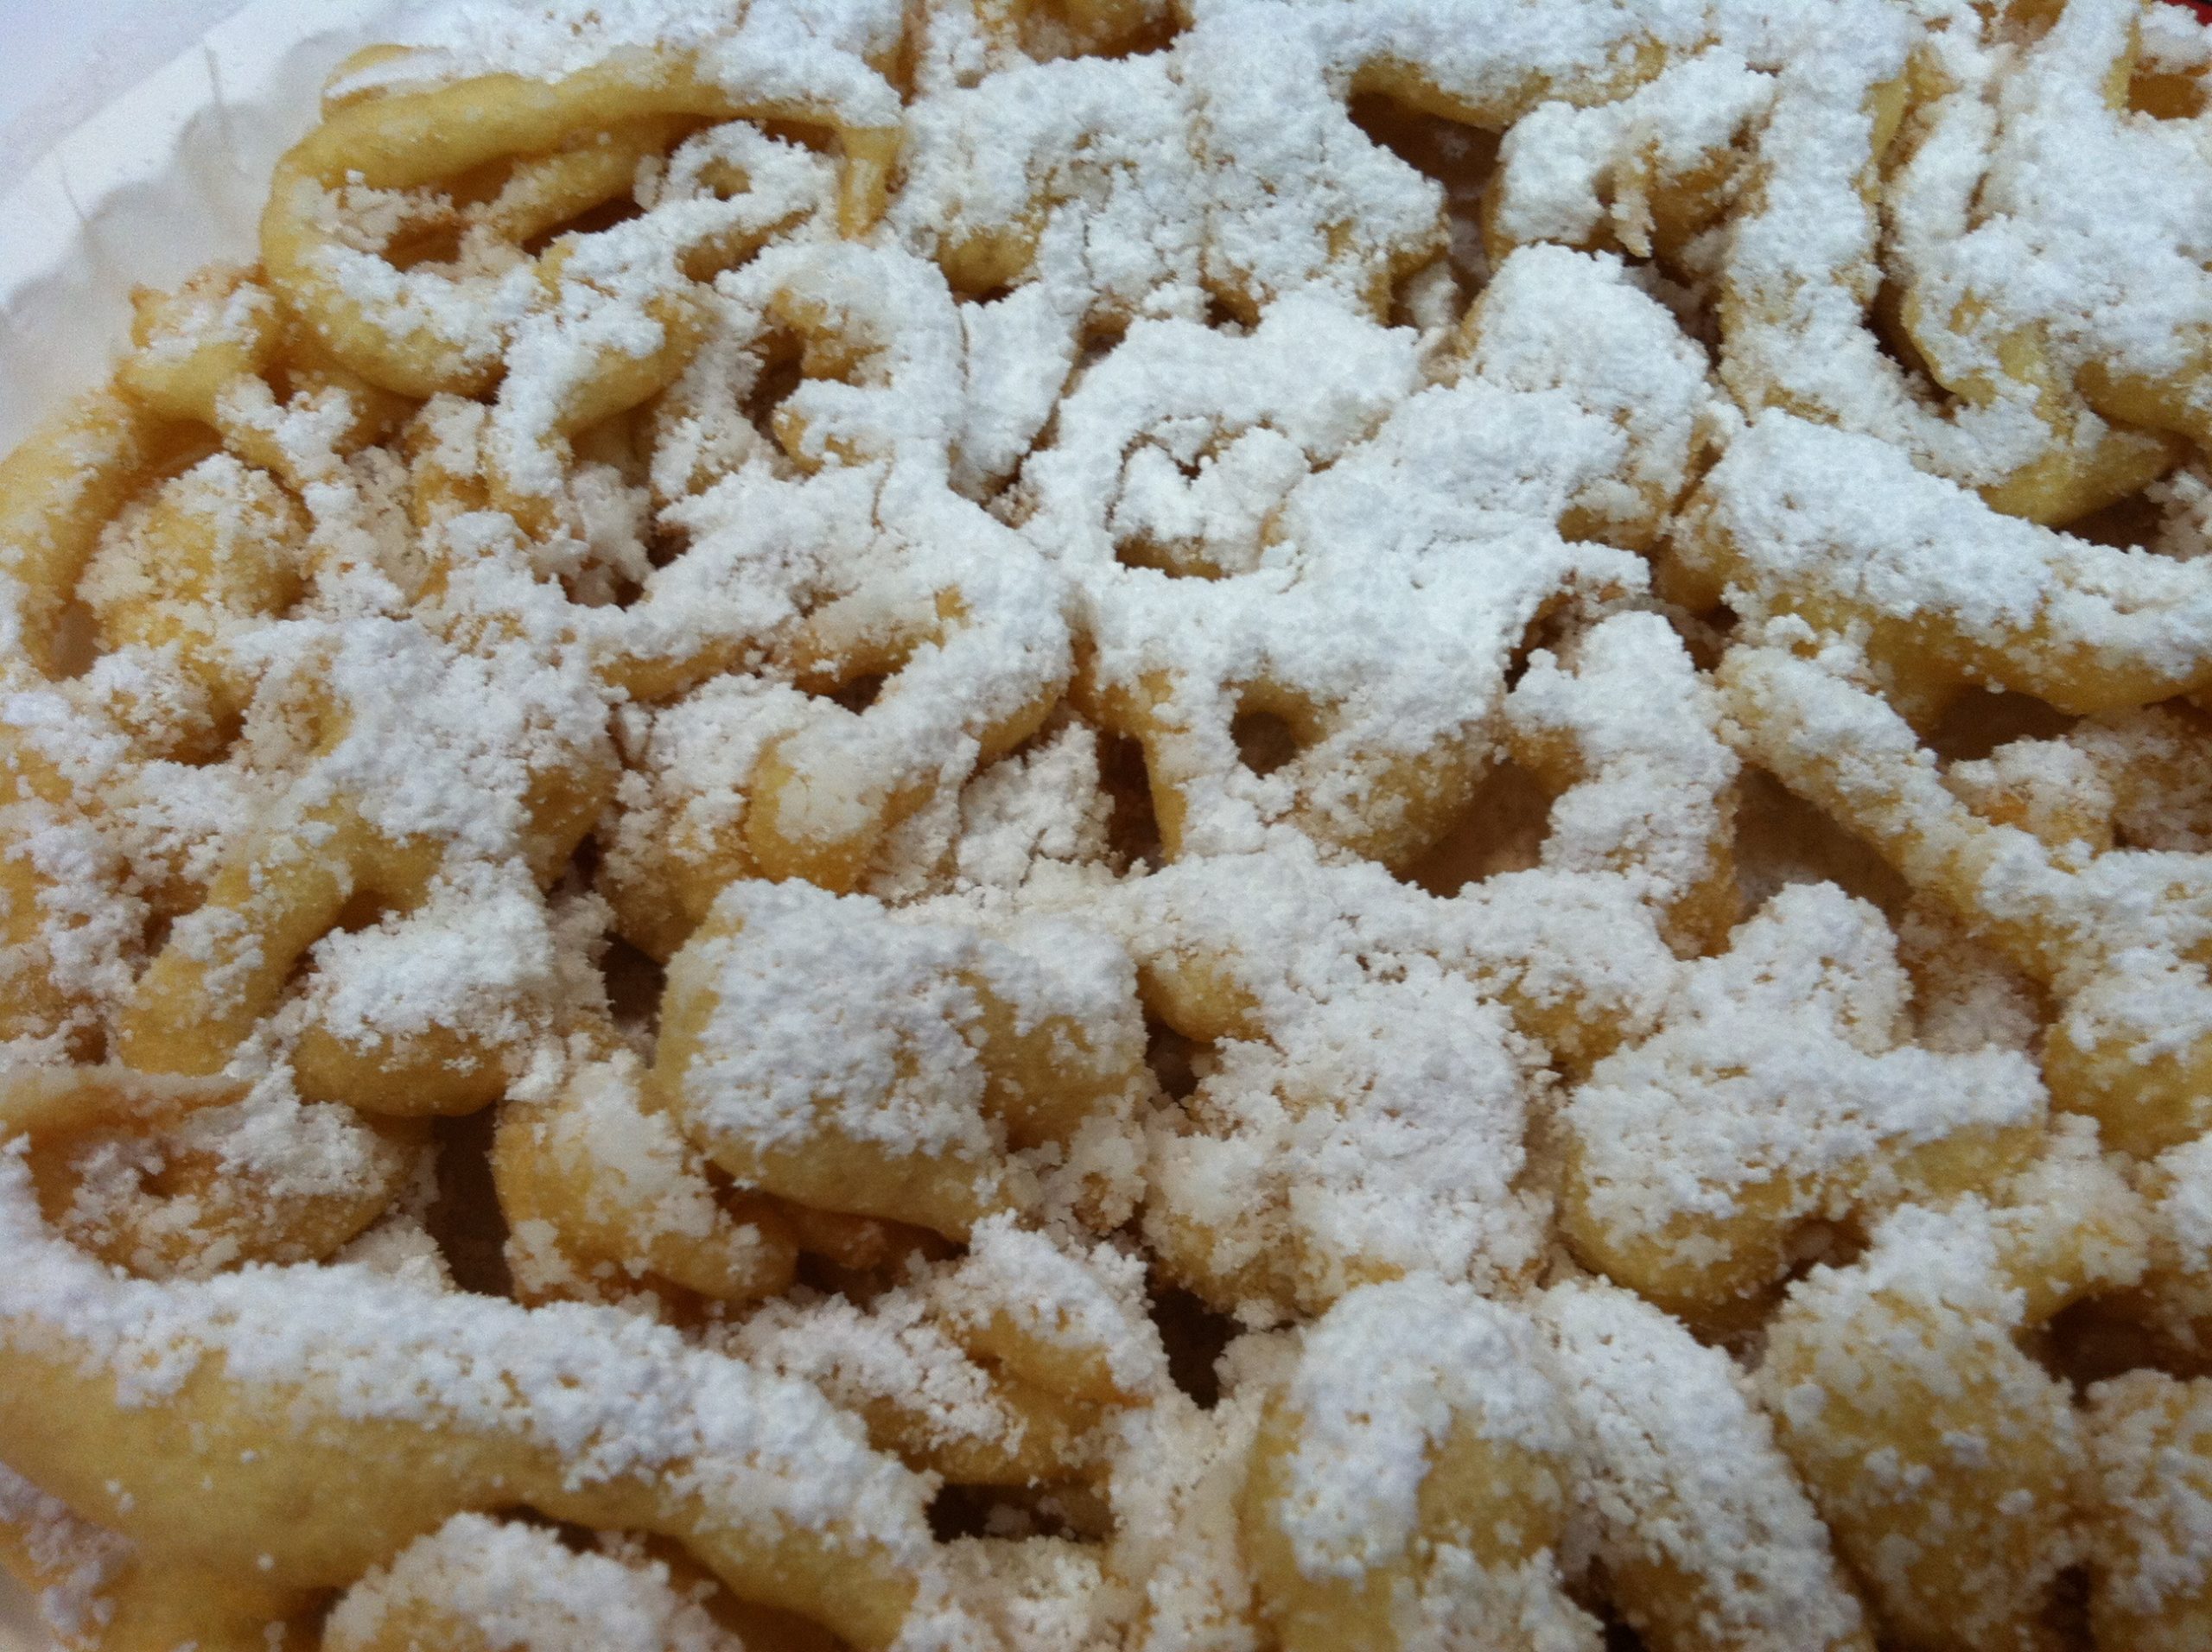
[357,0,906,119]
[1274,1274,1566,1579]
[1567,881,2045,1244]
[0,1462,127,1647]
[9,0,2212,1642]
[323,1514,745,1652]
[0,1146,936,1549]
[671,880,998,1162]
[1690,415,2212,696]
[1147,968,1551,1316]
[1541,1279,1868,1652]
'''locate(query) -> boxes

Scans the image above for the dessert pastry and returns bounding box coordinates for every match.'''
[4,0,2212,1646]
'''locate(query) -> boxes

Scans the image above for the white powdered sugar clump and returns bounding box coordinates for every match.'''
[370,0,906,122]
[939,1536,1130,1652]
[235,609,612,861]
[1105,1387,1268,1649]
[1921,0,2212,391]
[728,1286,1036,1462]
[1177,10,1445,315]
[937,1214,1167,1398]
[323,1515,746,1652]
[1541,1279,1869,1652]
[942,724,1116,893]
[1274,1274,1566,1579]
[306,863,577,1049]
[671,880,998,1162]
[2152,1134,2212,1277]
[1567,882,2046,1242]
[1147,969,1552,1312]
[1488,48,1777,257]
[1504,609,1737,937]
[665,877,1147,1229]
[1695,415,2212,687]
[1464,245,1713,544]
[893,51,1209,328]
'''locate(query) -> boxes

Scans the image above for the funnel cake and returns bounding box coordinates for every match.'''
[8,1,2212,1649]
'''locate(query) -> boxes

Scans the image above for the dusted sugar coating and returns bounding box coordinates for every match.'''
[2085,1370,2212,1651]
[321,1515,748,1652]
[1238,1276,1600,1651]
[1561,880,2049,1324]
[5,0,2212,1649]
[1538,1279,1871,1652]
[1757,1139,2150,1650]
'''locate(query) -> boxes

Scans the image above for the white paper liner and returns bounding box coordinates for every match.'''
[0,0,406,454]
[0,6,421,1641]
